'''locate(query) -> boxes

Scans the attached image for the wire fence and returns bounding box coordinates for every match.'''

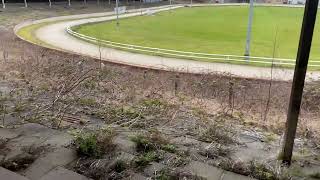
[66,24,320,68]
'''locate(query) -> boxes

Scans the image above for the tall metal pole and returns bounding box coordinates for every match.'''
[116,0,119,26]
[244,0,254,58]
[24,0,28,8]
[140,0,142,15]
[68,0,71,7]
[281,0,319,166]
[2,0,5,8]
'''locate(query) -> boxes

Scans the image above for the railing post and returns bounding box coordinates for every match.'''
[281,0,319,166]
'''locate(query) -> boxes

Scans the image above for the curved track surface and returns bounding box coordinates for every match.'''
[15,4,320,81]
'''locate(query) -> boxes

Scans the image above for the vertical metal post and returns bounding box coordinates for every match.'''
[140,0,142,15]
[24,0,28,8]
[281,0,319,165]
[49,0,52,8]
[116,0,119,26]
[244,0,254,59]
[2,0,5,9]
[68,0,71,7]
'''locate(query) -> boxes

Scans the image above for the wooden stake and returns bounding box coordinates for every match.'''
[281,0,319,165]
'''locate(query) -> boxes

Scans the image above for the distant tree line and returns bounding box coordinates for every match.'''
[4,0,98,2]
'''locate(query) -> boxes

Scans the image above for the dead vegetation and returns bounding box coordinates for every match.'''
[1,28,319,138]
[130,131,178,169]
[73,157,131,180]
[219,159,291,180]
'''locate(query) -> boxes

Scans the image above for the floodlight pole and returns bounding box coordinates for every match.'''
[140,0,143,15]
[244,0,254,60]
[24,0,28,8]
[281,0,319,166]
[116,0,119,26]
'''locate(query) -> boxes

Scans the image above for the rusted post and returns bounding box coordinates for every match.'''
[174,74,179,95]
[281,0,319,165]
[228,81,234,114]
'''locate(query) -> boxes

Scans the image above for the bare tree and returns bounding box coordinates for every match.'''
[2,0,5,9]
[263,27,278,122]
[24,0,28,8]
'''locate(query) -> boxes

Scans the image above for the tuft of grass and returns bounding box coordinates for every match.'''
[219,159,291,180]
[263,132,278,143]
[78,97,98,107]
[130,134,156,152]
[130,131,175,153]
[155,168,204,180]
[198,144,232,159]
[199,123,237,145]
[309,172,320,179]
[141,98,166,108]
[13,103,26,113]
[134,151,163,168]
[108,106,142,122]
[161,144,176,153]
[139,98,171,116]
[112,160,128,173]
[83,79,96,90]
[74,128,115,158]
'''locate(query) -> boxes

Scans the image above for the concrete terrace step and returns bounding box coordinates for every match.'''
[0,167,30,180]
[24,148,77,180]
[39,167,91,180]
[185,161,255,180]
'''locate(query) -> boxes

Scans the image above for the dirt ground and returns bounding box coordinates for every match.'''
[0,3,320,180]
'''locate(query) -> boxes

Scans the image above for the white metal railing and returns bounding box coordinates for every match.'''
[66,27,320,67]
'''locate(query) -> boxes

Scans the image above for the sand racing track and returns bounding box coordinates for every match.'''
[14,4,320,81]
